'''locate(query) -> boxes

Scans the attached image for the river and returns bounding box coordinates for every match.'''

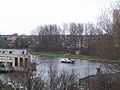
[33,56,102,78]
[0,55,110,82]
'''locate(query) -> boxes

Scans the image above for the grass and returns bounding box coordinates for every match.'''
[28,49,120,63]
[28,49,99,61]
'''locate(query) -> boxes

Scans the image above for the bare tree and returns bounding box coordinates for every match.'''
[31,26,40,36]
[77,23,84,54]
[32,24,62,51]
[46,64,79,90]
[60,23,69,52]
[84,23,97,55]
[68,23,84,54]
[5,55,45,90]
[97,9,113,35]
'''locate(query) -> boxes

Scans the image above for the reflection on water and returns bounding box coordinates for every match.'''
[36,56,101,78]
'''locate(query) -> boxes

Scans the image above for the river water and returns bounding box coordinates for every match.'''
[33,56,102,78]
[0,55,107,82]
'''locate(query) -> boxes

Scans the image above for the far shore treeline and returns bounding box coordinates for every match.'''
[0,3,120,60]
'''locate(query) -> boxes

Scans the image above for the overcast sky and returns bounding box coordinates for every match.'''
[0,0,114,35]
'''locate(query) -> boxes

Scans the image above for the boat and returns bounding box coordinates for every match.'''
[0,49,29,72]
[60,58,75,64]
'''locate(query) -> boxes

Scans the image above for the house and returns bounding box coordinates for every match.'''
[0,49,29,71]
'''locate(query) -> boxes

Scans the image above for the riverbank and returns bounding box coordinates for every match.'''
[28,50,100,61]
[28,50,120,63]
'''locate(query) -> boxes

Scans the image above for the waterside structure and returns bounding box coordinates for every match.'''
[0,49,29,72]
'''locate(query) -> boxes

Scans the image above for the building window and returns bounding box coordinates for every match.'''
[9,51,12,54]
[24,58,27,67]
[22,51,24,54]
[7,62,12,67]
[15,57,18,67]
[20,58,23,67]
[10,62,12,66]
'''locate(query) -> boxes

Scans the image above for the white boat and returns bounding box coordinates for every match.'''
[60,58,75,64]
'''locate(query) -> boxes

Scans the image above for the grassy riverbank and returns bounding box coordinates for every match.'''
[28,49,120,63]
[28,50,99,61]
